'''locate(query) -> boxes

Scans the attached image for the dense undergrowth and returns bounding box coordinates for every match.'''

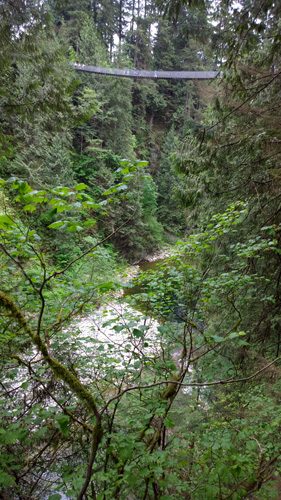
[0,0,281,498]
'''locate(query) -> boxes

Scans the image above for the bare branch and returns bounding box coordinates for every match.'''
[102,356,281,411]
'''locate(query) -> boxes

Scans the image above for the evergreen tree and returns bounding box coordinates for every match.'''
[1,1,280,498]
[173,0,281,350]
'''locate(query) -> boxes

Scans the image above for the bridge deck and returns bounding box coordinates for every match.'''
[72,63,219,80]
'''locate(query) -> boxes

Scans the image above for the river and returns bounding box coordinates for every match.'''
[47,247,192,499]
[69,247,193,386]
[71,250,171,372]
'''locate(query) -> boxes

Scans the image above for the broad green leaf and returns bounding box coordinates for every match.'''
[56,415,70,437]
[74,183,88,191]
[23,204,37,212]
[0,471,15,487]
[48,220,67,229]
[0,214,14,228]
[136,160,149,168]
[132,328,144,338]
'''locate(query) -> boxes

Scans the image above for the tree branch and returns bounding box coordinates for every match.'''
[102,356,281,411]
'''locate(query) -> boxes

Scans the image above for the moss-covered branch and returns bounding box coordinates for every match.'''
[0,290,100,418]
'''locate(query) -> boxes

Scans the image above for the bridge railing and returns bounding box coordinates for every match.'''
[71,63,219,80]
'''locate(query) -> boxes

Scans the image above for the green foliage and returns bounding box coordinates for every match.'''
[1,179,281,498]
[171,0,281,351]
[0,0,281,498]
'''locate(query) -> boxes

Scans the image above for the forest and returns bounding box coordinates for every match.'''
[0,0,281,498]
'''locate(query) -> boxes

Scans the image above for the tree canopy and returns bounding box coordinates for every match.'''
[0,0,280,498]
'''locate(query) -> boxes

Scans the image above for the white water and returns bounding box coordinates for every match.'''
[73,299,162,368]
[61,250,175,374]
[5,249,194,499]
